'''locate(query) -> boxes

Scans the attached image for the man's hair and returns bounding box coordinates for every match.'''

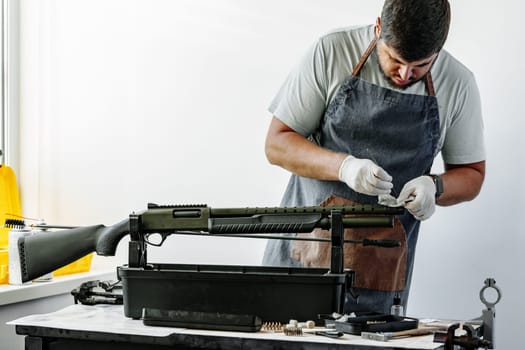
[379,0,451,62]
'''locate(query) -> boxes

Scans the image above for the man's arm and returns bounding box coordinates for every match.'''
[438,161,485,206]
[265,116,346,181]
[391,160,485,220]
[265,116,393,196]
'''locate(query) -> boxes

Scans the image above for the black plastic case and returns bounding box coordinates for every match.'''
[118,263,350,323]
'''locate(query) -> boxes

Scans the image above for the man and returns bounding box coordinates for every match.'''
[262,0,485,315]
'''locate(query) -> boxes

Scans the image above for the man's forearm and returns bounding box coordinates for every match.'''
[265,116,346,181]
[437,161,485,206]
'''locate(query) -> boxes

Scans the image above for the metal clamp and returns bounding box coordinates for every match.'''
[71,280,123,305]
[434,323,491,350]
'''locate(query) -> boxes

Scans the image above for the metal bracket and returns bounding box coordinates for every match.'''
[129,213,147,268]
[475,278,501,348]
[329,209,344,274]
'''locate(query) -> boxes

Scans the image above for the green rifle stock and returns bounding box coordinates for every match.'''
[18,203,403,282]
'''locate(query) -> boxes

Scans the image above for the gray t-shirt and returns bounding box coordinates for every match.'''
[269,25,485,165]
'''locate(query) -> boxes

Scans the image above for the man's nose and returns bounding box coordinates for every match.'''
[398,65,413,80]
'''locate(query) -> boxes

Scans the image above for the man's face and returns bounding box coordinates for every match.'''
[375,39,438,89]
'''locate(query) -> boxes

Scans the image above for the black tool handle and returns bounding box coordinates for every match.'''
[362,239,401,247]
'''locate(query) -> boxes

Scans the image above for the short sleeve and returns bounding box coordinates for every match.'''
[441,74,486,164]
[268,39,328,137]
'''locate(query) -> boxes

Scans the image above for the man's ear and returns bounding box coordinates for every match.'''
[375,17,381,38]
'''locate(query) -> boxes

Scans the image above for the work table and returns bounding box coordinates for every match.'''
[9,304,446,350]
[1,268,117,350]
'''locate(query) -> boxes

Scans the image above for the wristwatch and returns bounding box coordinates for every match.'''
[429,174,444,199]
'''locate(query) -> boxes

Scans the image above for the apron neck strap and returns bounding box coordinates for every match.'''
[424,72,436,97]
[352,38,436,97]
[352,37,377,77]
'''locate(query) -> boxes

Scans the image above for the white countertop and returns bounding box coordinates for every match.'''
[9,304,444,349]
[0,268,117,306]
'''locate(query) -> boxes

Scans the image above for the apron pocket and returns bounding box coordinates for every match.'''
[291,194,407,291]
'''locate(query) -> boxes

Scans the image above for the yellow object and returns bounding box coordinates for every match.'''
[53,253,94,276]
[0,249,93,284]
[1,164,93,282]
[0,249,8,283]
[0,164,22,248]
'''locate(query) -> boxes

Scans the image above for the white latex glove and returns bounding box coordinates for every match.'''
[338,155,393,196]
[397,176,436,221]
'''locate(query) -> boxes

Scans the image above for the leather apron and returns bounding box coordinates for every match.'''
[262,38,440,313]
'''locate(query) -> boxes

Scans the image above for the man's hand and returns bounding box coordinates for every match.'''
[338,155,393,196]
[397,176,436,220]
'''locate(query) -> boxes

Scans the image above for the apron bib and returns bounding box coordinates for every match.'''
[263,38,440,306]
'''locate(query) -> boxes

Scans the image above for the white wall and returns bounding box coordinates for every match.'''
[18,1,523,349]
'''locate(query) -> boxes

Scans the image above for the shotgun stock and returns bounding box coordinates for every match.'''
[18,219,129,282]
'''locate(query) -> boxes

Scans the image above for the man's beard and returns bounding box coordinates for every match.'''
[378,61,422,90]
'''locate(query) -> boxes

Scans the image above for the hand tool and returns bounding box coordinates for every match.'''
[362,327,443,341]
[315,330,344,338]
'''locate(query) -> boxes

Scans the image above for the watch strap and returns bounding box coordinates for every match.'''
[430,174,444,198]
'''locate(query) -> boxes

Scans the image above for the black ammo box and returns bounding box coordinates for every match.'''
[118,263,350,323]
